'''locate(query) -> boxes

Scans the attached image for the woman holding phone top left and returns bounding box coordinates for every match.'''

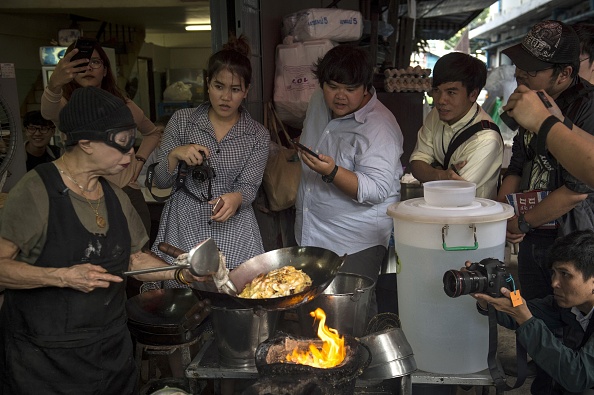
[40,37,162,238]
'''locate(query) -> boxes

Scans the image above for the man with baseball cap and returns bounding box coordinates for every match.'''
[497,20,594,394]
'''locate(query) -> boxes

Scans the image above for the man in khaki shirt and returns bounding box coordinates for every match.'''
[410,52,503,199]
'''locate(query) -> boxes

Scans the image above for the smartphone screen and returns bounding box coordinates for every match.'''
[291,140,320,160]
[212,197,224,215]
[70,39,95,68]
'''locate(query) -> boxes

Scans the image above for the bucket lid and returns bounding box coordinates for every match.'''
[387,198,514,224]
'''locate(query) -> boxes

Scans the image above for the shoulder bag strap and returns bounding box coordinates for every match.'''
[145,162,206,203]
[487,305,528,394]
[443,120,501,170]
[268,102,297,150]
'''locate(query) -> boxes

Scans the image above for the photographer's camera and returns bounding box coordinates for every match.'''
[443,258,511,298]
[191,160,216,182]
[179,151,216,183]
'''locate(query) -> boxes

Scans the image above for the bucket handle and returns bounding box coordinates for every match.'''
[350,288,365,302]
[441,224,478,251]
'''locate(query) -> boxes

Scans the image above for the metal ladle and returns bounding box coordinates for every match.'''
[122,238,238,295]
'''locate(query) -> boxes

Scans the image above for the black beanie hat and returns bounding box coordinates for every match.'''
[59,86,136,145]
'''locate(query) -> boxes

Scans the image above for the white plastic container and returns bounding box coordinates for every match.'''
[423,180,476,207]
[387,198,514,374]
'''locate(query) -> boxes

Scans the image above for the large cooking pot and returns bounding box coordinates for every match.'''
[297,273,375,337]
[191,246,346,311]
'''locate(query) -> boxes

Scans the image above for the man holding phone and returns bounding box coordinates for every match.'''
[295,45,404,320]
[496,20,594,298]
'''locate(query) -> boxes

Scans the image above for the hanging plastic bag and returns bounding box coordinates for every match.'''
[163,81,192,101]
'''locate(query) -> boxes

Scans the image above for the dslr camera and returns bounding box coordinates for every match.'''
[179,151,216,183]
[191,157,216,182]
[443,258,511,298]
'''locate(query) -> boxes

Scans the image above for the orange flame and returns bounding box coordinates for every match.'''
[286,308,346,368]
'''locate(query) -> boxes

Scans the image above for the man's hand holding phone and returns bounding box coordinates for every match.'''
[291,140,320,160]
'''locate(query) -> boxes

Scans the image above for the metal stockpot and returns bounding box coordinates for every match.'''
[210,306,280,368]
[296,273,374,337]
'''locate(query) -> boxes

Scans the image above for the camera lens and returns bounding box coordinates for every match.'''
[443,270,488,298]
[192,167,208,182]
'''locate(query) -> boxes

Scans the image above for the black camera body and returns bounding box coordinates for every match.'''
[178,151,216,183]
[443,258,511,298]
[191,159,216,182]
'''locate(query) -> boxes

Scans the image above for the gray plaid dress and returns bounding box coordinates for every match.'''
[150,104,269,288]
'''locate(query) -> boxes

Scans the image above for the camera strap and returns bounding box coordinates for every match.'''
[144,162,209,203]
[487,305,528,393]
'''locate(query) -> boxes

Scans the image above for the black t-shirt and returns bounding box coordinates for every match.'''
[506,77,594,193]
[26,145,61,172]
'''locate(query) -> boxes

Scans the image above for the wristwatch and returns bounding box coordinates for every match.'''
[517,213,532,233]
[322,165,339,183]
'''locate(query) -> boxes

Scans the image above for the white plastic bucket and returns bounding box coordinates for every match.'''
[387,198,514,374]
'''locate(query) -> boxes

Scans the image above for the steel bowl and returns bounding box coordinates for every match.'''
[359,327,417,379]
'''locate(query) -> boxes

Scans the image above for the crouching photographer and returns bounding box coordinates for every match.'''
[470,230,594,394]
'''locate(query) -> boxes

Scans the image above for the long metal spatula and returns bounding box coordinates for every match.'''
[122,238,220,277]
[122,238,238,296]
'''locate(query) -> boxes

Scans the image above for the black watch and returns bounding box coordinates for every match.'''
[322,165,339,183]
[518,213,532,233]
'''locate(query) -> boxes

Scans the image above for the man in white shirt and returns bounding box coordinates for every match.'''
[410,52,503,199]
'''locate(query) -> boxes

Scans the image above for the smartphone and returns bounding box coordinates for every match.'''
[536,91,553,108]
[291,140,320,160]
[70,38,95,68]
[212,197,224,215]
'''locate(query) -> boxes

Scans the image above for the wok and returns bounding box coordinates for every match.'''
[191,246,346,311]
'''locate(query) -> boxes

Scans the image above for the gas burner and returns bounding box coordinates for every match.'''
[243,333,371,395]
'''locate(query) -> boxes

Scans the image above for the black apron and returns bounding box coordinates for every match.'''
[0,163,136,395]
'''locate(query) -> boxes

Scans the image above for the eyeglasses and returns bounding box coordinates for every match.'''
[88,58,104,69]
[580,57,591,63]
[525,67,553,77]
[26,126,55,134]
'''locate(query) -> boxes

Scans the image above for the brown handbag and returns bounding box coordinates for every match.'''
[262,102,302,211]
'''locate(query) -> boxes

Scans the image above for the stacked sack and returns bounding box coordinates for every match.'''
[384,65,432,93]
[273,8,364,129]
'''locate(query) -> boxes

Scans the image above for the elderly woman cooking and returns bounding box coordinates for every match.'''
[0,87,201,394]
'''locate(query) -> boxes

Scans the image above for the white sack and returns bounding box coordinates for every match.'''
[282,8,363,43]
[273,39,335,129]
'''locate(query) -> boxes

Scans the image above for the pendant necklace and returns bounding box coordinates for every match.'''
[58,156,106,228]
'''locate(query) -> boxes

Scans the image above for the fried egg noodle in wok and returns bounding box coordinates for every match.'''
[238,266,312,299]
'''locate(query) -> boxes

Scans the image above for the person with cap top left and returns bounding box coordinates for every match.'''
[0,86,205,394]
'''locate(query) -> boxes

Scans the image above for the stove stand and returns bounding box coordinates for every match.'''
[185,339,497,395]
